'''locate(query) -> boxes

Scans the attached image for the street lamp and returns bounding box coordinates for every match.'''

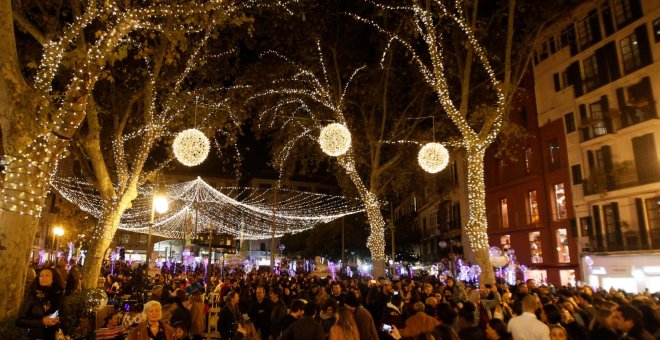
[148,192,169,267]
[52,225,64,261]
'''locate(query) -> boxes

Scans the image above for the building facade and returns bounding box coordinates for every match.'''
[532,0,660,292]
[412,153,468,262]
[485,73,579,286]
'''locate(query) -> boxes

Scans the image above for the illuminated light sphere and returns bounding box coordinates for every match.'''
[418,142,449,173]
[319,123,352,157]
[488,246,503,259]
[172,128,210,166]
[491,256,509,268]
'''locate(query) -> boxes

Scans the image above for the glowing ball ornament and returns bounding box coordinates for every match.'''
[172,128,210,166]
[488,246,503,258]
[418,142,449,173]
[319,123,352,157]
[84,289,108,313]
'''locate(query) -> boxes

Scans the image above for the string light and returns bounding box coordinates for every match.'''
[319,123,352,156]
[173,129,211,167]
[51,176,364,240]
[250,42,389,271]
[350,1,510,282]
[418,142,449,173]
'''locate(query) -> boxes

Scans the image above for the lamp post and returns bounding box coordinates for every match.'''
[52,226,64,261]
[148,193,169,267]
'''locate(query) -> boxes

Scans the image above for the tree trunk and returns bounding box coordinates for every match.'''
[0,139,65,318]
[465,147,495,285]
[81,211,123,289]
[0,211,39,319]
[339,156,386,278]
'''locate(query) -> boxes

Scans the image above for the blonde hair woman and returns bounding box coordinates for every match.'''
[329,306,359,340]
[127,300,175,340]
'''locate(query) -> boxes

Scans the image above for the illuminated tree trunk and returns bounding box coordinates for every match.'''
[0,132,74,318]
[339,155,386,278]
[465,147,495,284]
[81,210,125,289]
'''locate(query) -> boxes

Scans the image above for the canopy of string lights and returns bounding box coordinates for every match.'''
[51,176,364,240]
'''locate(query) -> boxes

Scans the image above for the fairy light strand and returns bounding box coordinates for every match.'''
[51,176,364,240]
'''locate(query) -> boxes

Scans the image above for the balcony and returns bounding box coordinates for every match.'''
[587,230,660,253]
[583,162,660,195]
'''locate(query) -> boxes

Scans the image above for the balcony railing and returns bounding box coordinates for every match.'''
[580,114,659,143]
[586,230,660,252]
[583,164,660,195]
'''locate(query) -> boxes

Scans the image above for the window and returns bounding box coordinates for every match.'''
[555,229,571,263]
[577,11,601,50]
[121,234,131,245]
[583,55,599,91]
[501,235,511,250]
[560,25,578,55]
[645,197,660,248]
[588,101,608,136]
[620,31,643,73]
[549,139,561,170]
[529,231,543,263]
[549,37,557,53]
[138,235,147,246]
[571,164,583,185]
[553,183,568,220]
[527,190,540,224]
[654,18,660,42]
[260,243,266,251]
[564,112,576,133]
[537,41,549,62]
[632,134,659,183]
[603,203,623,250]
[580,217,593,238]
[452,204,461,230]
[617,77,656,128]
[524,147,532,174]
[613,0,642,28]
[500,198,509,229]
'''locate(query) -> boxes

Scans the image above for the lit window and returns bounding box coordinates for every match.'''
[555,229,571,263]
[527,190,540,224]
[553,183,568,220]
[500,198,509,229]
[529,231,543,263]
[501,235,511,250]
[620,31,642,73]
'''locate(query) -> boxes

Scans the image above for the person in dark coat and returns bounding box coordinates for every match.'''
[16,267,64,340]
[269,287,288,336]
[273,299,305,339]
[280,302,325,340]
[617,304,656,340]
[344,291,379,340]
[248,286,272,339]
[170,289,192,332]
[218,291,242,340]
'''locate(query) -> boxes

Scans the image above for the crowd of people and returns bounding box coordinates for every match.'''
[14,258,660,340]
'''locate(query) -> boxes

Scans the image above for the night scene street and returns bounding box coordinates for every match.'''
[1,0,659,339]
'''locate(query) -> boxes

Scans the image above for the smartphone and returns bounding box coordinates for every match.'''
[50,310,59,319]
[382,324,392,333]
[393,291,399,295]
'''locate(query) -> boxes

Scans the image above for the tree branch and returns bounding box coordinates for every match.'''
[12,6,46,46]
